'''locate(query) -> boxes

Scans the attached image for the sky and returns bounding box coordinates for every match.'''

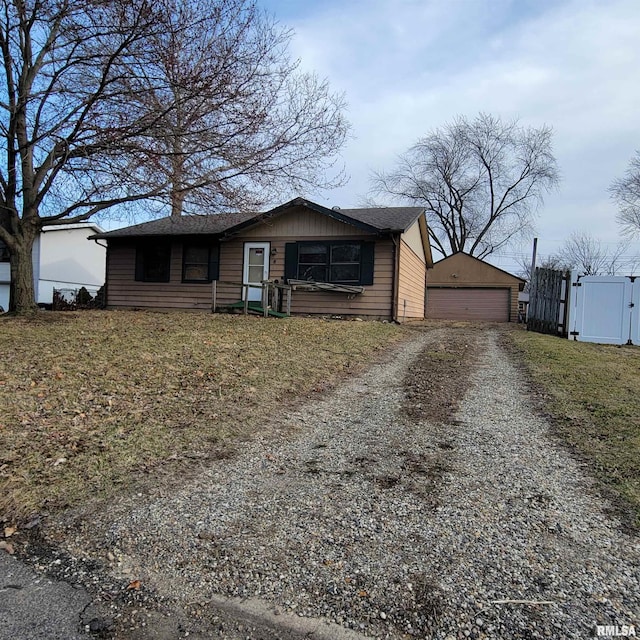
[258,0,640,273]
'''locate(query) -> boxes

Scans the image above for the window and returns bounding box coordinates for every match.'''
[135,242,171,282]
[293,241,369,284]
[329,243,360,283]
[181,242,219,283]
[182,245,210,282]
[297,243,328,281]
[0,240,9,262]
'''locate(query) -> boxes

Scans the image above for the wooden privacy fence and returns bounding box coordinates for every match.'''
[527,267,570,336]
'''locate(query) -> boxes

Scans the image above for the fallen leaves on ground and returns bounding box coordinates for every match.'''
[0,311,403,522]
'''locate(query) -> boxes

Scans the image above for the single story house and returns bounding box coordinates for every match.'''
[425,252,525,322]
[92,198,433,322]
[0,223,105,311]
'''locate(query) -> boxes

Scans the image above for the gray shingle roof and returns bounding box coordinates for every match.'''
[92,199,425,239]
[92,211,257,239]
[340,207,424,232]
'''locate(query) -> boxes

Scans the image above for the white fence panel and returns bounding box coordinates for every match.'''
[572,275,634,345]
[630,279,640,345]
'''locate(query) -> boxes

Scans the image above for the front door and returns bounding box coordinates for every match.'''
[243,242,270,301]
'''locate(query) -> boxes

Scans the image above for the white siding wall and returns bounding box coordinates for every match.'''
[0,284,8,311]
[38,226,105,303]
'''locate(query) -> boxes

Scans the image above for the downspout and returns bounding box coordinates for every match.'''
[391,234,400,323]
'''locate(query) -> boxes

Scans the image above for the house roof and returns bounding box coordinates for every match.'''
[432,251,526,284]
[340,206,423,232]
[91,211,256,239]
[91,198,425,240]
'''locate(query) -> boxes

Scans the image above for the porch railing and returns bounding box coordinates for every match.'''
[211,280,292,317]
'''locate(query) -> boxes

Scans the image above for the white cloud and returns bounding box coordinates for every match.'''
[275,0,640,267]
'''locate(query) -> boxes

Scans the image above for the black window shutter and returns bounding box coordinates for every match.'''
[209,243,220,281]
[360,241,375,285]
[284,242,298,282]
[134,245,145,281]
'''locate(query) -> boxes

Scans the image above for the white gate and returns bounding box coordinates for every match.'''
[569,274,639,345]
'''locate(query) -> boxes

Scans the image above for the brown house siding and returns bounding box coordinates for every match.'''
[107,241,214,310]
[395,240,426,321]
[106,236,395,318]
[216,236,394,318]
[239,207,366,238]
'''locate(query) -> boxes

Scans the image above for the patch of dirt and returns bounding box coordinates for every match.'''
[402,324,484,424]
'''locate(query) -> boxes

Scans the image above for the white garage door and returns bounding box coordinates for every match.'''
[426,288,510,322]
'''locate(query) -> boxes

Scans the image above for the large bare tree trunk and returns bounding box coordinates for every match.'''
[9,234,38,313]
[170,189,185,218]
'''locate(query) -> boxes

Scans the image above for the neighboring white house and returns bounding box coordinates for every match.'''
[0,223,105,311]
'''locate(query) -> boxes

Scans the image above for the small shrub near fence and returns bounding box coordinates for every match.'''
[52,286,105,311]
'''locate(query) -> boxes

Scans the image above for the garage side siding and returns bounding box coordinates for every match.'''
[396,240,426,321]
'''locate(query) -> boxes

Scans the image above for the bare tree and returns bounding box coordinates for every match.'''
[514,252,569,291]
[0,0,348,313]
[556,232,629,276]
[610,152,640,237]
[127,0,348,217]
[0,0,161,313]
[371,113,559,259]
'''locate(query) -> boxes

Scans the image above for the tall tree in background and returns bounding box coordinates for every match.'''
[514,253,569,291]
[555,232,629,276]
[371,113,559,259]
[129,0,348,217]
[610,152,640,237]
[0,0,348,313]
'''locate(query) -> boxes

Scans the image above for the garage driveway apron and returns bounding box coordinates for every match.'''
[66,326,639,639]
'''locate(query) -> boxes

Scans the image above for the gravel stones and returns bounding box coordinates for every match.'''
[51,326,639,639]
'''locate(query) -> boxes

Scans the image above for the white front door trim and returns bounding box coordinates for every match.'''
[243,242,270,302]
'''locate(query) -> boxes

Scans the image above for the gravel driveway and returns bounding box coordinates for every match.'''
[54,325,639,639]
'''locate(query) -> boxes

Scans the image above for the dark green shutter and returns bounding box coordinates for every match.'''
[360,242,375,285]
[284,242,298,282]
[134,245,145,281]
[209,243,220,281]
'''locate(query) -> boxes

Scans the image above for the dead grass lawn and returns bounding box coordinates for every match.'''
[509,329,640,529]
[0,311,403,523]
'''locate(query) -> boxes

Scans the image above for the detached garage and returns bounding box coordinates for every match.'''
[426,252,525,322]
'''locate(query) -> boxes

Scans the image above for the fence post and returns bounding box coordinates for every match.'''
[262,283,268,317]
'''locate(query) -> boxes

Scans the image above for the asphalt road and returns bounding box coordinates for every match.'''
[0,553,91,640]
